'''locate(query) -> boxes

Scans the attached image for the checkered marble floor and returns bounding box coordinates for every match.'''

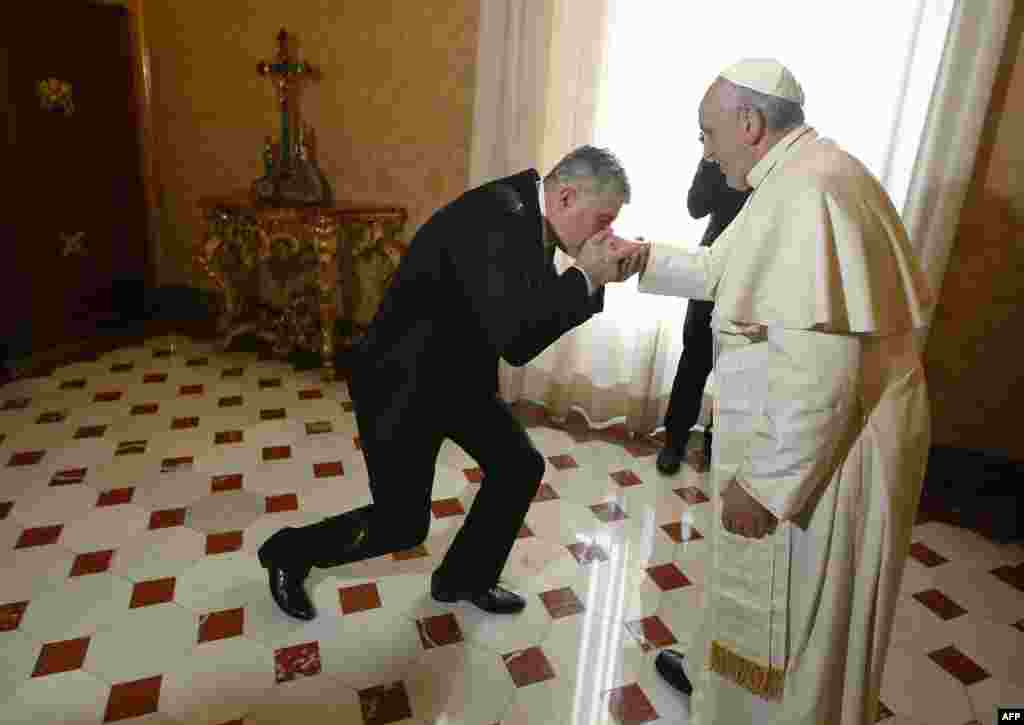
[0,335,1022,725]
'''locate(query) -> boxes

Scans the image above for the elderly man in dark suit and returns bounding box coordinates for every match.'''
[258,146,644,620]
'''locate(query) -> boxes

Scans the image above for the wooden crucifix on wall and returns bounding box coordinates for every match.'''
[253,28,331,206]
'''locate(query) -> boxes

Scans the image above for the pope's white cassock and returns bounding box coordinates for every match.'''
[639,113,934,721]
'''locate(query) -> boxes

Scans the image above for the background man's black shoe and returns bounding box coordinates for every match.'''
[431,571,526,614]
[656,445,685,475]
[655,649,693,695]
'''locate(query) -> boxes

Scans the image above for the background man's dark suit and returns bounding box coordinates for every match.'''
[268,169,605,593]
[661,159,750,457]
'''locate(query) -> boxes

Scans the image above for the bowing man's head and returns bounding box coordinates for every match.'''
[543,145,630,258]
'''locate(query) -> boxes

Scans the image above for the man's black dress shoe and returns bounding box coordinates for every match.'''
[430,570,526,614]
[655,648,693,695]
[266,565,316,620]
[258,529,315,620]
[656,445,685,475]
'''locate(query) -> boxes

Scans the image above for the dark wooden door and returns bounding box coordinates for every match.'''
[6,2,148,358]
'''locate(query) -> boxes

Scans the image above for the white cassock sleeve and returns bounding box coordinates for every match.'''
[636,243,715,301]
[732,327,859,521]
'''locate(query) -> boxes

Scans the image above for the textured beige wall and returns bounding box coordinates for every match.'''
[143,0,480,286]
[924,6,1024,459]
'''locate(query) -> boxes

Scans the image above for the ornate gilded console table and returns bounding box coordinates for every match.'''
[195,197,407,380]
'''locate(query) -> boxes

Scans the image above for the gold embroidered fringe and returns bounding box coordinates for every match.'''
[710,640,785,701]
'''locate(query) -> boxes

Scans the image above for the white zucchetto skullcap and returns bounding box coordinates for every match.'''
[719,58,805,106]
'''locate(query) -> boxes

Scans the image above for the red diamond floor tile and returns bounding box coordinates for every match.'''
[171,417,200,430]
[94,391,124,403]
[116,441,148,456]
[262,446,291,462]
[198,607,245,644]
[221,367,244,378]
[130,578,176,609]
[990,563,1024,593]
[51,468,87,486]
[38,411,68,424]
[1,601,29,632]
[110,363,134,373]
[358,681,413,725]
[298,389,323,400]
[567,542,610,565]
[219,396,243,408]
[539,587,585,619]
[610,470,643,487]
[606,682,659,724]
[8,450,46,467]
[416,613,464,649]
[33,636,91,677]
[913,588,968,620]
[503,646,556,688]
[274,641,322,683]
[646,563,692,591]
[103,675,163,722]
[97,488,135,507]
[75,425,108,439]
[161,456,194,473]
[675,486,709,505]
[909,541,949,567]
[258,378,282,389]
[392,544,429,561]
[16,524,63,549]
[533,483,560,502]
[214,430,243,444]
[71,550,115,577]
[212,474,244,492]
[60,379,87,390]
[206,532,244,555]
[339,582,382,615]
[624,616,677,652]
[179,384,204,396]
[431,498,466,518]
[590,501,629,523]
[131,403,159,415]
[927,645,990,686]
[265,494,299,513]
[661,522,703,544]
[313,461,344,478]
[149,508,186,529]
[547,454,578,470]
[143,373,167,384]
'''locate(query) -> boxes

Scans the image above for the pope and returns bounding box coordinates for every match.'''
[612,58,933,724]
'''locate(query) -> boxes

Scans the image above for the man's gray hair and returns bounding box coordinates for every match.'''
[544,145,631,203]
[731,84,805,133]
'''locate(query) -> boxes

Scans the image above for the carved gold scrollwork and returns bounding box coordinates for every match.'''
[38,78,75,115]
[60,232,87,257]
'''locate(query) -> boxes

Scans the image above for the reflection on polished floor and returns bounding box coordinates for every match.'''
[0,335,1022,724]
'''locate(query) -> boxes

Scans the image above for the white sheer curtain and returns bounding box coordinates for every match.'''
[471,0,1010,434]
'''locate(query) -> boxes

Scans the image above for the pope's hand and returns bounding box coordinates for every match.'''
[606,234,650,282]
[575,229,642,288]
[720,478,777,539]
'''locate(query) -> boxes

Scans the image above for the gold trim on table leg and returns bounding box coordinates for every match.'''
[314,213,339,381]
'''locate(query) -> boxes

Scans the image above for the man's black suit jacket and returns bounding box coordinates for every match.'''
[350,169,605,443]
